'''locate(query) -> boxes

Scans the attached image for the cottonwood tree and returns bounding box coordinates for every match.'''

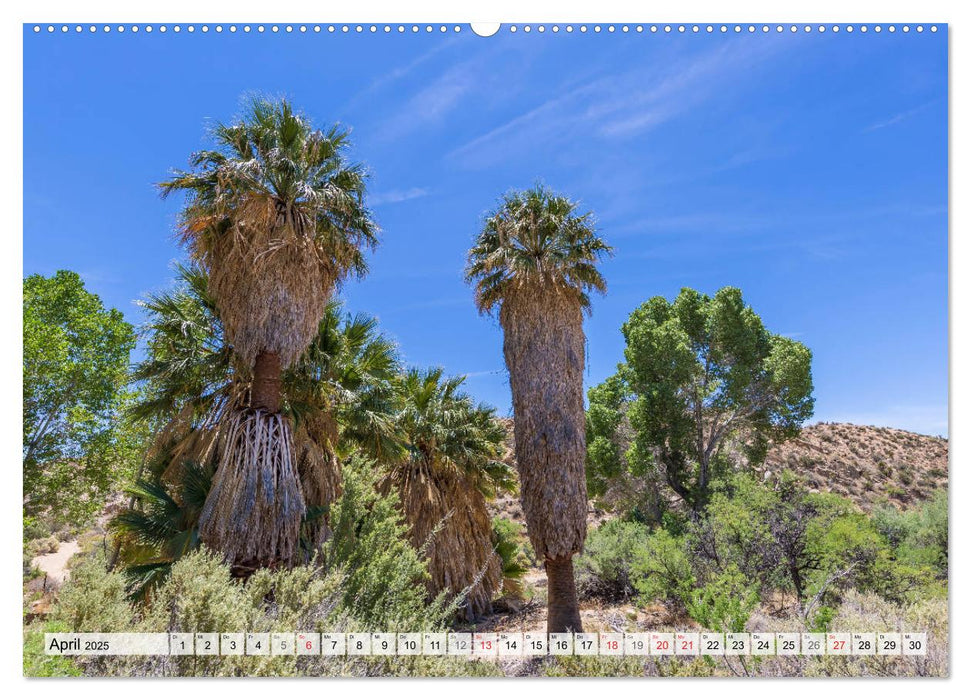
[587,286,814,513]
[23,271,136,524]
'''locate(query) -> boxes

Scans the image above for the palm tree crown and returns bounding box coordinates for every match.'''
[381,367,513,619]
[158,96,378,368]
[394,367,512,495]
[466,185,611,315]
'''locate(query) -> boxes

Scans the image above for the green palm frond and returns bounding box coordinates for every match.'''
[393,367,513,498]
[129,261,233,427]
[109,460,213,597]
[466,184,612,314]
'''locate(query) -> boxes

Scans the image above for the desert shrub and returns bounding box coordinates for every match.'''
[320,456,459,630]
[684,564,758,633]
[23,619,83,677]
[804,590,948,677]
[50,549,132,632]
[576,518,650,601]
[492,517,529,599]
[873,490,947,579]
[23,515,52,541]
[141,549,249,633]
[886,485,907,499]
[31,536,61,555]
[689,474,779,588]
[630,529,694,605]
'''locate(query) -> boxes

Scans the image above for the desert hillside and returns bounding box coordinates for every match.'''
[491,422,948,521]
[759,422,948,511]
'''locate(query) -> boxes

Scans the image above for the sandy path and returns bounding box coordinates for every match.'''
[31,540,80,584]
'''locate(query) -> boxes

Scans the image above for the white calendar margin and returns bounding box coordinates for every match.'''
[6,2,963,698]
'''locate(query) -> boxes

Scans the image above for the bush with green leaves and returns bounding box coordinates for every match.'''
[630,528,695,605]
[683,564,758,632]
[688,474,780,589]
[872,489,947,579]
[50,549,132,632]
[492,517,529,599]
[576,518,651,601]
[319,456,460,631]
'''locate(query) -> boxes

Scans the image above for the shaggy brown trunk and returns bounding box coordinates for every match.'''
[251,351,282,412]
[546,556,583,632]
[378,464,501,620]
[500,290,588,633]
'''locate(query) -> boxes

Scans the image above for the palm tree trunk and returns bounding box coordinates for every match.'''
[500,292,588,632]
[251,351,282,412]
[546,555,583,632]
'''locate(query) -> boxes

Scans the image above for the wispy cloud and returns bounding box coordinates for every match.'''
[372,60,480,140]
[448,37,789,169]
[370,187,430,205]
[460,369,505,379]
[342,39,459,113]
[862,100,937,133]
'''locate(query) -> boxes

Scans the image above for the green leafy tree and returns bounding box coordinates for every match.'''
[23,271,136,524]
[587,286,814,512]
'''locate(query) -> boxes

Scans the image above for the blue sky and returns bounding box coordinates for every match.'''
[23,26,948,435]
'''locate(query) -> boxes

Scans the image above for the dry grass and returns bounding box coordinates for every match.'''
[199,409,305,567]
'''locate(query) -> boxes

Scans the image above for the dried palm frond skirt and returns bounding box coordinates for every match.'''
[500,288,589,561]
[381,464,501,620]
[293,413,343,547]
[199,408,306,569]
[204,198,336,369]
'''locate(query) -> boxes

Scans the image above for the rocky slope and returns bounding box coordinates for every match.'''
[759,422,948,511]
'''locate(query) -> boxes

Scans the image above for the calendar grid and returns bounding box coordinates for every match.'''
[45,631,928,657]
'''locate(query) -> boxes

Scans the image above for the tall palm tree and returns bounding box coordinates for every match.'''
[465,185,611,632]
[158,97,377,569]
[380,368,514,620]
[133,262,400,509]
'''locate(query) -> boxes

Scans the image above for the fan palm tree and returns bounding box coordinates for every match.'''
[129,265,395,563]
[109,459,212,599]
[465,185,611,632]
[379,368,514,620]
[158,97,378,569]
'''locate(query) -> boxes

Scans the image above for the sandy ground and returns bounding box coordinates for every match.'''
[31,540,80,585]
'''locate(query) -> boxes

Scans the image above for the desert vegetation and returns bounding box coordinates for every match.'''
[23,96,947,678]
